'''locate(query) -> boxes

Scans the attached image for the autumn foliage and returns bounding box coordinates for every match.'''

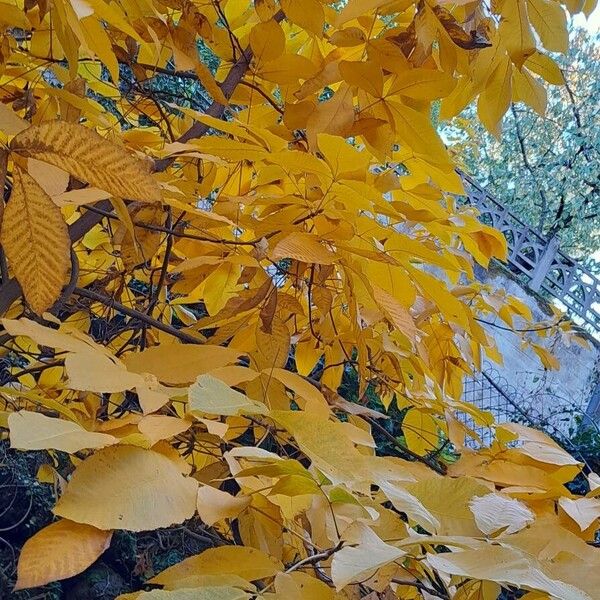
[0,0,598,598]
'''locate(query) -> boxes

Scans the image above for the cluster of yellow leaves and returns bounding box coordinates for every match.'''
[0,0,596,597]
[6,317,600,598]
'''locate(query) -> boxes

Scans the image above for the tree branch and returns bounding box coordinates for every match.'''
[73,286,204,345]
[285,542,343,574]
[510,104,550,232]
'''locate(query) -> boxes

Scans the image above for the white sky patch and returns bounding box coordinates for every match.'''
[572,7,600,31]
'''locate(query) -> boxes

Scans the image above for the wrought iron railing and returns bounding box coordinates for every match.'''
[459,172,600,334]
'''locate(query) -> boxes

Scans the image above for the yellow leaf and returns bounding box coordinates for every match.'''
[150,546,283,586]
[78,0,143,42]
[189,374,267,416]
[384,99,449,163]
[11,121,161,202]
[513,67,547,116]
[9,410,117,453]
[270,410,368,484]
[477,55,512,137]
[458,223,509,267]
[0,103,29,135]
[255,0,278,21]
[403,477,491,535]
[401,409,439,456]
[137,384,173,415]
[207,365,261,387]
[253,317,291,371]
[335,0,393,25]
[339,60,384,97]
[525,52,565,85]
[273,572,335,599]
[138,415,191,446]
[15,520,112,590]
[378,481,440,532]
[119,588,249,599]
[203,261,241,315]
[498,423,579,466]
[371,284,417,343]
[531,343,560,370]
[194,60,229,106]
[122,344,243,384]
[469,493,534,535]
[27,158,69,196]
[558,497,600,531]
[197,485,251,526]
[271,232,336,265]
[80,15,120,83]
[329,27,366,47]
[258,54,319,85]
[499,0,536,67]
[194,136,268,162]
[1,317,107,355]
[0,167,70,314]
[0,2,30,29]
[306,83,355,148]
[54,446,198,531]
[66,352,144,393]
[266,368,330,414]
[428,545,589,600]
[54,187,110,206]
[453,581,506,600]
[249,19,286,64]
[281,0,324,36]
[331,522,404,590]
[527,0,568,53]
[387,68,456,100]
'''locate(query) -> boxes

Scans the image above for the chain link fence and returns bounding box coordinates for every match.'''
[460,362,595,449]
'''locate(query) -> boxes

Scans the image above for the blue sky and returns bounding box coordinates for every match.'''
[573,7,600,31]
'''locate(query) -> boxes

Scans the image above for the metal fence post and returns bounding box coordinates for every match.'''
[529,235,560,292]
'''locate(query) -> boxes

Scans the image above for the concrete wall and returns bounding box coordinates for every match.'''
[472,263,600,434]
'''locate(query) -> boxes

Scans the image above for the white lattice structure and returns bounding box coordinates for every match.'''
[460,172,600,334]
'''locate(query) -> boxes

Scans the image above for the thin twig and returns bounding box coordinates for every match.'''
[392,578,450,599]
[146,206,173,315]
[285,542,343,574]
[474,316,563,333]
[73,286,204,345]
[364,415,447,475]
